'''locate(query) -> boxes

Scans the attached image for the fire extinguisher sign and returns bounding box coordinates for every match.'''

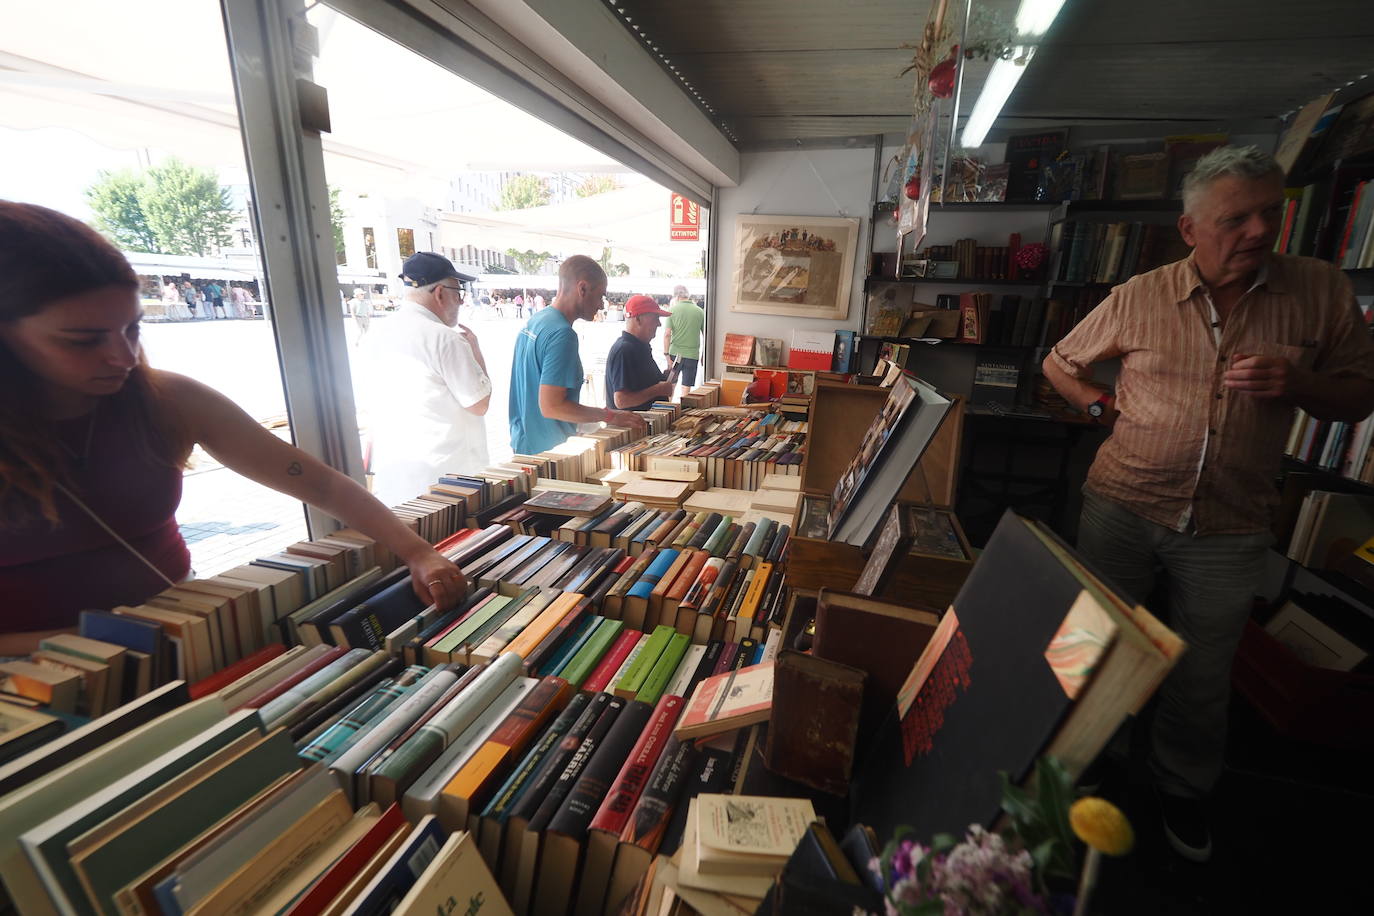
[669,192,700,241]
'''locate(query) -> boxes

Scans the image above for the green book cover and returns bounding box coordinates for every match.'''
[613,625,675,698]
[700,515,735,557]
[433,596,510,654]
[17,711,263,913]
[460,589,541,662]
[634,632,691,705]
[557,618,626,688]
[75,730,302,912]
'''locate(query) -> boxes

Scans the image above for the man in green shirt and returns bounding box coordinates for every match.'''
[662,284,704,386]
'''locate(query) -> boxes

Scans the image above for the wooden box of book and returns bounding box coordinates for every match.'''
[787,379,970,603]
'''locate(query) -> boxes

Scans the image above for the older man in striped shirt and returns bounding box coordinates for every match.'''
[1044,146,1374,862]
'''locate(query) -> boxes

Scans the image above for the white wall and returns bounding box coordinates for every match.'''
[709,147,877,372]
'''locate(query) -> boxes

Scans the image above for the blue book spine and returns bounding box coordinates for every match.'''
[741,518,775,558]
[625,549,681,600]
[537,615,600,678]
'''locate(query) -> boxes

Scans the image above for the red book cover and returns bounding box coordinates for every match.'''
[188,643,287,700]
[237,646,345,709]
[709,642,739,676]
[1277,198,1298,253]
[588,694,685,835]
[434,527,478,554]
[583,630,645,694]
[1337,181,1367,263]
[282,804,408,916]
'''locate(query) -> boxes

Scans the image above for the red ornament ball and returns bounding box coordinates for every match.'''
[904,175,921,200]
[929,45,959,98]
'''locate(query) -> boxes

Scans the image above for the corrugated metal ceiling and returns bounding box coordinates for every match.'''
[606,0,1373,146]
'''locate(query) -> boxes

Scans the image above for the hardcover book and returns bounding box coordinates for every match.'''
[524,490,613,518]
[849,511,1172,842]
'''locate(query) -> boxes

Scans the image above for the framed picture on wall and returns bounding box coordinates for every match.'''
[729,214,859,321]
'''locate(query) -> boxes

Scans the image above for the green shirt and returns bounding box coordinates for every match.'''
[665,299,704,360]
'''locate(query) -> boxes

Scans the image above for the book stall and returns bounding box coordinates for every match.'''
[0,364,1185,916]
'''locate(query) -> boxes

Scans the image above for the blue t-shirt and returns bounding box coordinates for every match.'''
[509,307,583,454]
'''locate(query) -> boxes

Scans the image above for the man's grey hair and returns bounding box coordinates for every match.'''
[1181,146,1283,214]
[673,284,688,297]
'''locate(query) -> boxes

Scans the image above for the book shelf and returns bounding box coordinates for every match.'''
[864,276,1041,288]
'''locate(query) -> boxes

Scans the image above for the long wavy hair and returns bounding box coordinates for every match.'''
[0,201,190,524]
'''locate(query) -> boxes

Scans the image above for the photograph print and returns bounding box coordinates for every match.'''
[730,214,859,321]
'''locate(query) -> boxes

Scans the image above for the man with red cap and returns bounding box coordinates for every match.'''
[605,294,678,411]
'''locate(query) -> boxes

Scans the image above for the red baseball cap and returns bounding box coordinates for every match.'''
[625,294,671,318]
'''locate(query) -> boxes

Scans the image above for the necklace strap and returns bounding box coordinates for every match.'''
[55,481,180,590]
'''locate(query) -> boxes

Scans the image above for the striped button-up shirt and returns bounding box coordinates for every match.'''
[1051,253,1374,535]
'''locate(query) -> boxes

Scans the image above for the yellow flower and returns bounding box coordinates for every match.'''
[1069,797,1134,856]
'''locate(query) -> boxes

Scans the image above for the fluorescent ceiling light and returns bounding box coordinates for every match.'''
[1016,0,1067,37]
[960,0,1067,148]
[961,48,1034,148]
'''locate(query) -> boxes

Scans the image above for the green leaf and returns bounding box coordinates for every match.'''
[930,833,957,855]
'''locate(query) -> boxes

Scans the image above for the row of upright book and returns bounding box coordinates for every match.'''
[1286,404,1374,483]
[1047,219,1190,286]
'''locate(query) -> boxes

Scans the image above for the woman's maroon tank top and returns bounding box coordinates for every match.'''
[0,400,190,632]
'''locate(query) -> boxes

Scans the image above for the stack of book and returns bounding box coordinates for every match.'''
[609,409,806,490]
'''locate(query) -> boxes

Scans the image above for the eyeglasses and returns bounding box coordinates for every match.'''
[438,284,466,297]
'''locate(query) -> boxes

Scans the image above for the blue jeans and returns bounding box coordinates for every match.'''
[1076,489,1273,798]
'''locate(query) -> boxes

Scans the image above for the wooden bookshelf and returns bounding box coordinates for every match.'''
[864,276,1040,288]
[1049,199,1183,220]
[787,380,971,608]
[872,201,1057,216]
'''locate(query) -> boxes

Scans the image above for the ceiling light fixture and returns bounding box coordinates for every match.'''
[960,0,1067,148]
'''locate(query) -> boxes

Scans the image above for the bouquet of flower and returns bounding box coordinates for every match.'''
[875,758,1133,916]
[880,824,1048,916]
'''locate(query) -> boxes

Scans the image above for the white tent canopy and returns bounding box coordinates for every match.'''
[442,181,705,275]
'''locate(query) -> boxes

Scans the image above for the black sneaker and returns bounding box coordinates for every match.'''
[1160,794,1212,863]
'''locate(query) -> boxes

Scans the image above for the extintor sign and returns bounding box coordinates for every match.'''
[669,192,700,241]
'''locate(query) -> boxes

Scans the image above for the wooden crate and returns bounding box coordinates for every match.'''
[788,380,972,607]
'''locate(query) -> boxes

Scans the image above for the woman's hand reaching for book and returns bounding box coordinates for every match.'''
[406,548,470,610]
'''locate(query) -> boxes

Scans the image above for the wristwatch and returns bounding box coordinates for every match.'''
[1086,393,1113,421]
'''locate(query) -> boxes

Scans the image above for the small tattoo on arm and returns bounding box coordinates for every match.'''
[287,461,303,476]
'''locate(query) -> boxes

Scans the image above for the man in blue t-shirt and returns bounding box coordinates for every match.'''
[508,255,647,454]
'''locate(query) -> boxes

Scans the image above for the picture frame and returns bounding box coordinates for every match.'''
[730,214,860,321]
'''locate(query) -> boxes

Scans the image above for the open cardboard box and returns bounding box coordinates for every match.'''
[788,379,973,610]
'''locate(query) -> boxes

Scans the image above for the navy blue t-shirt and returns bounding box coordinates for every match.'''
[604,331,665,411]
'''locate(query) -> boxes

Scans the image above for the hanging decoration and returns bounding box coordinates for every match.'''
[892,0,961,263]
[928,45,959,99]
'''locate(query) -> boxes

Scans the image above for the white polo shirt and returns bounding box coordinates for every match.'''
[360,301,491,508]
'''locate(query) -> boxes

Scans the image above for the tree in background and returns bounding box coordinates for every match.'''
[575,175,620,197]
[86,169,158,252]
[329,186,347,265]
[496,174,551,211]
[85,157,235,257]
[505,249,554,274]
